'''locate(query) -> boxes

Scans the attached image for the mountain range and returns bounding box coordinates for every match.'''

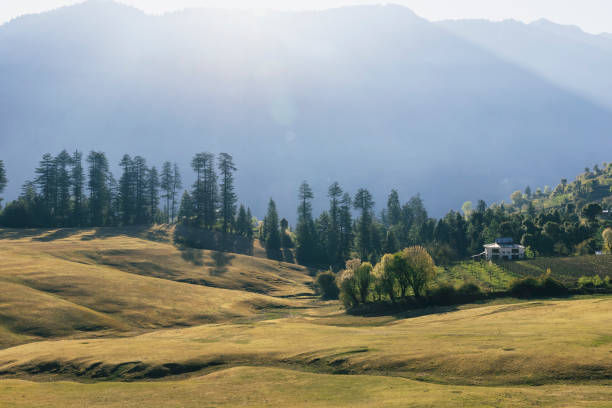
[1,1,611,220]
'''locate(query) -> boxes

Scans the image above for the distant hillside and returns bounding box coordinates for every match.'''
[507,161,612,211]
[1,1,612,219]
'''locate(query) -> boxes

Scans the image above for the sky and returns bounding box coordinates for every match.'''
[1,0,612,34]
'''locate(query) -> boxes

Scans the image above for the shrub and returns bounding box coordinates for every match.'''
[539,276,567,296]
[428,284,457,306]
[509,274,567,298]
[315,271,339,300]
[456,282,483,300]
[509,277,541,298]
[578,275,610,289]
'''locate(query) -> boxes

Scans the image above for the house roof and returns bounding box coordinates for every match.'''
[484,243,525,249]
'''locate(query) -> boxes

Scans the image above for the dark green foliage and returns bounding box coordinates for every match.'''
[315,271,339,300]
[218,153,237,234]
[191,152,217,229]
[0,159,6,199]
[178,191,194,225]
[296,181,317,264]
[509,275,567,298]
[263,198,281,256]
[354,188,375,261]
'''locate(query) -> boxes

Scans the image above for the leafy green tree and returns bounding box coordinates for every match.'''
[582,203,602,222]
[373,253,397,302]
[401,246,436,298]
[218,153,237,233]
[354,262,373,304]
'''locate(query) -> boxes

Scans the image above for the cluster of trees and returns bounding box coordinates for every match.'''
[293,168,611,268]
[177,152,254,240]
[335,246,436,308]
[1,154,610,265]
[0,151,255,241]
[0,150,184,228]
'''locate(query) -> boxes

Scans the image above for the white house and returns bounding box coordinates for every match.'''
[474,237,525,261]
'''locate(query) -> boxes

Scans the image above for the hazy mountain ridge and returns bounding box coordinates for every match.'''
[439,17,612,110]
[1,1,611,220]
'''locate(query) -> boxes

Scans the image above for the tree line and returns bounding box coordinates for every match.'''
[0,151,254,242]
[1,154,610,266]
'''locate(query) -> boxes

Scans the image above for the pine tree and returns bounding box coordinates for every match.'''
[296,181,316,264]
[218,153,237,233]
[354,188,375,261]
[119,154,135,225]
[55,150,72,226]
[0,160,7,205]
[246,207,254,239]
[328,182,343,268]
[34,153,57,225]
[147,165,160,224]
[160,161,173,223]
[178,190,194,225]
[339,192,353,261]
[236,204,250,237]
[191,153,216,228]
[87,151,111,226]
[386,189,401,226]
[71,151,85,226]
[133,156,148,224]
[263,198,281,254]
[170,163,182,224]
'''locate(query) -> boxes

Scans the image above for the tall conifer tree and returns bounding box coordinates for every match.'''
[71,151,85,225]
[218,153,237,233]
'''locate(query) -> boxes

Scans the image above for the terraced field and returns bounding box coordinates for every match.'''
[1,228,611,407]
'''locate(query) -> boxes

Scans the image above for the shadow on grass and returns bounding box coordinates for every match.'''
[207,251,235,276]
[179,247,204,266]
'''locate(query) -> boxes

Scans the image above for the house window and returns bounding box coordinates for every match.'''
[512,249,519,254]
[512,255,519,260]
[492,248,500,254]
[492,255,499,260]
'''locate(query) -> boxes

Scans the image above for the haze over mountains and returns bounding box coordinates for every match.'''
[1,0,611,219]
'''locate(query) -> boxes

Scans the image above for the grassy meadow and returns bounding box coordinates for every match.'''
[1,227,611,407]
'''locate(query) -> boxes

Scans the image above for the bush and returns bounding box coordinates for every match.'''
[540,276,567,296]
[456,282,483,300]
[427,282,484,306]
[427,284,457,306]
[509,275,567,298]
[578,275,610,289]
[315,272,339,300]
[509,277,541,298]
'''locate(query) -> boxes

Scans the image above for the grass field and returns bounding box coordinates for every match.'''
[1,227,611,407]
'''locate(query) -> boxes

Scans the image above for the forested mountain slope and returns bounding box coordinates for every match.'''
[1,1,611,218]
